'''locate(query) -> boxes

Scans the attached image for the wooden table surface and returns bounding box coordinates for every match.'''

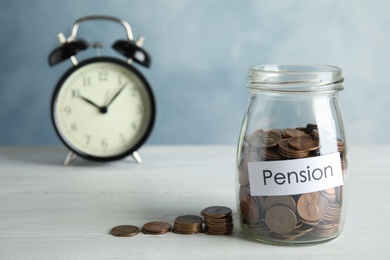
[0,145,389,259]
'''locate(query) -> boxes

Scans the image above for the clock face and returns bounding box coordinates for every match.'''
[51,57,155,161]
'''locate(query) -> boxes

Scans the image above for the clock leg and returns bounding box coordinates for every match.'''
[132,151,143,164]
[64,151,77,166]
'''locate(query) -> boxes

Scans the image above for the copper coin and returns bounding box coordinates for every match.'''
[264,195,296,212]
[174,215,203,226]
[265,205,297,235]
[239,186,251,201]
[201,206,232,219]
[173,215,203,235]
[288,136,319,151]
[278,139,309,158]
[297,192,328,222]
[258,131,282,148]
[244,129,264,147]
[283,128,309,138]
[204,221,233,227]
[173,227,202,234]
[204,218,233,224]
[240,195,259,225]
[204,228,234,235]
[142,221,171,235]
[259,147,284,161]
[110,225,140,237]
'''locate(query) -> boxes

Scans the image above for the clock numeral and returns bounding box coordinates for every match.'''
[83,76,91,86]
[64,106,72,116]
[101,139,108,149]
[99,71,108,81]
[71,89,80,98]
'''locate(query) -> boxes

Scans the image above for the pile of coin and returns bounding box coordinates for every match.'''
[238,123,346,242]
[172,215,203,235]
[201,206,234,235]
[111,206,234,237]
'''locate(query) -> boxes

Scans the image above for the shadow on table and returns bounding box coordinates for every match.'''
[0,146,139,167]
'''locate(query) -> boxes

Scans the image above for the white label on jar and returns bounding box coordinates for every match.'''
[248,152,343,196]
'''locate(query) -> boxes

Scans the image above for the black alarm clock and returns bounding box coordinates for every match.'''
[48,15,155,165]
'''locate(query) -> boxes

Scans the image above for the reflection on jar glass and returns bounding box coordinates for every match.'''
[236,65,348,245]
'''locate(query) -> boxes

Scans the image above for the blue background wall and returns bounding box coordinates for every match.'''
[1,0,389,145]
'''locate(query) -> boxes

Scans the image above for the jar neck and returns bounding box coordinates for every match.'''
[247,64,344,93]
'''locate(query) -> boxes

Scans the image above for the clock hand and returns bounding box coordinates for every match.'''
[79,95,107,114]
[106,82,128,108]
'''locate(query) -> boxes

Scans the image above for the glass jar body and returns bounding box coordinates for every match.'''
[236,65,348,245]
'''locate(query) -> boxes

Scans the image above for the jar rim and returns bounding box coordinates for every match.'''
[248,64,344,92]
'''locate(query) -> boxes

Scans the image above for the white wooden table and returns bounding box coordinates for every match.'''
[0,145,389,259]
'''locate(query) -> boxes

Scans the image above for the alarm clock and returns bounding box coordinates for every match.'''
[48,15,156,165]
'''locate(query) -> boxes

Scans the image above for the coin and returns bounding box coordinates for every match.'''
[240,195,259,225]
[244,129,264,147]
[288,136,319,151]
[202,206,234,235]
[258,131,282,148]
[239,186,251,201]
[259,147,284,161]
[239,123,346,241]
[297,192,328,222]
[264,195,296,212]
[174,215,203,226]
[265,205,297,235]
[110,225,140,237]
[278,139,309,158]
[142,221,171,235]
[245,129,282,148]
[201,206,232,219]
[283,128,309,138]
[173,215,203,235]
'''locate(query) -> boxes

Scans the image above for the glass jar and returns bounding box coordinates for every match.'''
[236,64,348,245]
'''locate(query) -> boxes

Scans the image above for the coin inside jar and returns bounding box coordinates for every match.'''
[238,123,346,242]
[264,195,296,212]
[297,192,329,222]
[240,195,259,225]
[258,131,282,148]
[288,135,319,151]
[265,205,297,235]
[278,139,309,158]
[283,128,309,138]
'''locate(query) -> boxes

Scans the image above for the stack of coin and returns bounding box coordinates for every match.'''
[201,206,234,235]
[238,123,346,242]
[172,215,203,235]
[142,221,171,235]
